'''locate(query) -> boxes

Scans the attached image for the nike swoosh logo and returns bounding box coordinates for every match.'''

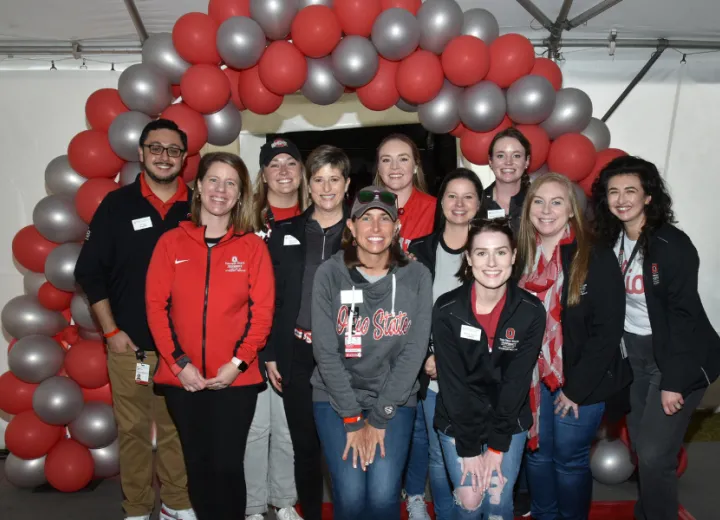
[175,259,189,264]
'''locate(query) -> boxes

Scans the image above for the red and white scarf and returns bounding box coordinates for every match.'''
[519,226,575,450]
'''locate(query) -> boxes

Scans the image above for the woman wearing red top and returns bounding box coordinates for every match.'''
[146,152,275,520]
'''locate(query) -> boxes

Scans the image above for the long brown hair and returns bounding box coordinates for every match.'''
[252,163,310,230]
[373,133,428,193]
[516,173,591,306]
[191,152,255,233]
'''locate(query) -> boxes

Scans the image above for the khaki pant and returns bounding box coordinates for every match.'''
[108,350,190,516]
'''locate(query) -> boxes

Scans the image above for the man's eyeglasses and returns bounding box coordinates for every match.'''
[357,190,397,206]
[143,144,185,158]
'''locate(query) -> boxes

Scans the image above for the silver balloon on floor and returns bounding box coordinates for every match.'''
[581,117,612,151]
[1,295,68,339]
[44,242,82,292]
[302,57,345,105]
[33,376,85,426]
[541,87,593,140]
[506,75,556,125]
[249,0,298,40]
[90,438,120,478]
[141,33,190,84]
[118,63,173,116]
[108,111,153,161]
[8,334,65,383]
[204,102,243,146]
[217,16,267,70]
[459,81,506,132]
[119,162,143,187]
[417,0,464,54]
[45,155,87,197]
[590,439,636,485]
[70,292,96,331]
[462,8,499,43]
[23,272,47,298]
[69,402,118,449]
[418,81,462,134]
[4,453,47,488]
[371,8,420,62]
[32,195,88,244]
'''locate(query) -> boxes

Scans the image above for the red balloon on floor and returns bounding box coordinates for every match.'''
[0,371,38,415]
[85,89,129,132]
[161,103,208,155]
[396,50,444,105]
[172,12,221,65]
[486,34,536,88]
[547,133,597,182]
[5,410,65,459]
[357,58,400,111]
[68,130,125,179]
[45,439,95,492]
[12,225,59,273]
[64,340,109,390]
[38,282,74,312]
[181,64,231,114]
[75,178,120,224]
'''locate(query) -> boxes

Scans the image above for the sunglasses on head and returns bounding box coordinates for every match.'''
[357,190,397,206]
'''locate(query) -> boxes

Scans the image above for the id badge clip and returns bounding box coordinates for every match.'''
[135,349,150,385]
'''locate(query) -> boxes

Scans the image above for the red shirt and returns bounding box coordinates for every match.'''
[140,173,189,219]
[398,189,437,251]
[270,204,301,222]
[471,284,507,352]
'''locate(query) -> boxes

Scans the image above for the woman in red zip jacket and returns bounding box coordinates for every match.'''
[146,152,275,520]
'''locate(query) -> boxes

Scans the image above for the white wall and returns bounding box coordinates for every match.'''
[2,50,720,445]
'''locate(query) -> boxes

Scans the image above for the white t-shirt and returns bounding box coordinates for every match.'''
[614,234,652,335]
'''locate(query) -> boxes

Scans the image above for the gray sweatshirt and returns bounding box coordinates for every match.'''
[311,250,433,431]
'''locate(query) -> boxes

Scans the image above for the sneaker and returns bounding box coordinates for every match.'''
[245,515,265,520]
[125,516,150,520]
[406,495,431,520]
[276,507,304,520]
[159,504,197,520]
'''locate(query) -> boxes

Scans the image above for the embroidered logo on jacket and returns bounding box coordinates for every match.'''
[225,256,246,273]
[651,263,660,285]
[335,306,411,339]
[497,328,519,351]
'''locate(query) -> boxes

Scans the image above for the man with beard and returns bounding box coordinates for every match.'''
[74,119,195,520]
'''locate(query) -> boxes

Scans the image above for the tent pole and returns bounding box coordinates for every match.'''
[123,0,148,43]
[515,0,554,31]
[547,0,575,61]
[532,37,720,49]
[567,0,626,29]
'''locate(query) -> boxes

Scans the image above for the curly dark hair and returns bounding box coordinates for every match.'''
[591,155,675,255]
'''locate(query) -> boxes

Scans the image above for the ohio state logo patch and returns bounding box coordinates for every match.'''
[651,263,660,285]
[271,138,288,148]
[506,328,515,340]
[497,328,519,351]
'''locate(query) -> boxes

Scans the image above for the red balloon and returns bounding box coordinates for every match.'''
[68,130,125,179]
[292,6,342,58]
[75,178,120,224]
[442,36,490,87]
[161,103,209,155]
[258,41,308,96]
[381,0,422,15]
[450,123,468,138]
[8,338,17,353]
[182,154,202,184]
[12,226,59,273]
[38,282,74,311]
[82,383,113,406]
[515,124,550,173]
[45,439,94,492]
[486,34,536,88]
[0,371,38,415]
[547,133,597,182]
[357,58,400,111]
[223,68,246,111]
[579,148,628,196]
[181,64,231,114]
[172,12,221,65]
[5,411,65,459]
[334,0,382,37]
[85,89,129,132]
[396,50,444,105]
[64,340,109,389]
[460,116,513,165]
[208,0,250,25]
[237,66,285,115]
[171,84,182,99]
[531,57,563,91]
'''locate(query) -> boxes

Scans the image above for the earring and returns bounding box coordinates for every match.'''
[352,238,357,246]
[414,167,418,175]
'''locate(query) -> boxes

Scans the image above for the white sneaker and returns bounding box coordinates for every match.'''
[246,515,265,520]
[406,495,431,520]
[159,504,198,520]
[125,516,150,520]
[276,508,303,520]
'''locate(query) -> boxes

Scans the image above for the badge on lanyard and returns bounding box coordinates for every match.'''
[344,287,363,358]
[134,350,150,385]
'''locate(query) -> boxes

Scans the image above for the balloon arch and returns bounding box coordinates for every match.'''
[3,0,632,491]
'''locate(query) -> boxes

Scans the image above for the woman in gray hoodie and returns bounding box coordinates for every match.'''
[311,186,433,520]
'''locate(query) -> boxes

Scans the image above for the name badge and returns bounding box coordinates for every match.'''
[487,209,506,220]
[132,217,153,231]
[283,234,300,246]
[135,363,150,385]
[345,334,362,358]
[341,290,363,305]
[460,325,482,341]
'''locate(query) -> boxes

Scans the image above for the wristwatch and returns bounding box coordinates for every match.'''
[231,357,249,373]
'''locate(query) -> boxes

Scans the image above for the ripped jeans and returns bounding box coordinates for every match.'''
[438,431,526,520]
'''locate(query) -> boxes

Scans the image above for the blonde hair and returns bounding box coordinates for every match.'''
[252,163,310,230]
[373,133,429,193]
[516,173,591,306]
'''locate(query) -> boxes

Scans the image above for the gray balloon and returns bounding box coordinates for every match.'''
[79,327,103,341]
[1,296,68,339]
[298,0,332,7]
[462,8,500,44]
[4,454,47,488]
[418,81,462,134]
[572,181,588,213]
[45,243,82,292]
[529,163,550,181]
[204,102,243,146]
[371,8,420,61]
[250,0,298,40]
[8,335,66,383]
[590,439,636,485]
[459,81,506,132]
[141,33,190,84]
[506,75,556,125]
[108,111,153,162]
[23,272,47,298]
[118,63,173,116]
[217,16,267,70]
[119,162,142,187]
[396,98,418,113]
[32,195,88,244]
[541,87,593,140]
[45,155,87,197]
[331,36,379,88]
[90,438,120,478]
[581,117,611,151]
[33,376,84,426]
[302,57,345,105]
[69,402,118,449]
[70,292,96,331]
[417,0,463,54]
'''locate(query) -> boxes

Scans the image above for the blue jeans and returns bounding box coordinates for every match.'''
[525,384,605,520]
[404,399,430,497]
[439,430,526,520]
[313,401,415,520]
[423,389,454,520]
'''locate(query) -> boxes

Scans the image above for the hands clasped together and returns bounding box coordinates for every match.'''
[342,421,387,471]
[177,362,240,391]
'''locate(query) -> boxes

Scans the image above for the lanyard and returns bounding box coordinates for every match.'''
[618,232,641,276]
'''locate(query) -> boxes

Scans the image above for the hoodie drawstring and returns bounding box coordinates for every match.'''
[347,285,356,343]
[391,274,396,316]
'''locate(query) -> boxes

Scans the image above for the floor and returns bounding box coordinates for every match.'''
[1,443,718,520]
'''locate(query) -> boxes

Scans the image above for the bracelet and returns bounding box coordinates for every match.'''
[487,447,503,455]
[103,328,121,339]
[343,415,363,425]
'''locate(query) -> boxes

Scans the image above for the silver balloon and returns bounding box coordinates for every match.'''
[108,111,153,162]
[298,0,332,7]
[32,194,88,243]
[69,402,118,449]
[418,81,462,134]
[79,327,103,341]
[8,335,66,383]
[462,8,500,44]
[572,182,588,213]
[506,75,556,125]
[540,87,593,140]
[33,376,84,426]
[371,8,420,61]
[302,57,345,105]
[45,242,82,292]
[331,36,379,88]
[590,439,636,485]
[45,155,87,197]
[396,98,418,113]
[217,16,267,70]
[4,454,47,488]
[1,296,68,339]
[119,162,142,187]
[204,102,243,146]
[529,164,550,182]
[23,272,47,298]
[118,63,173,116]
[417,0,464,54]
[70,292,96,331]
[249,0,298,40]
[581,117,611,151]
[90,438,120,478]
[459,81,506,132]
[141,33,190,84]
